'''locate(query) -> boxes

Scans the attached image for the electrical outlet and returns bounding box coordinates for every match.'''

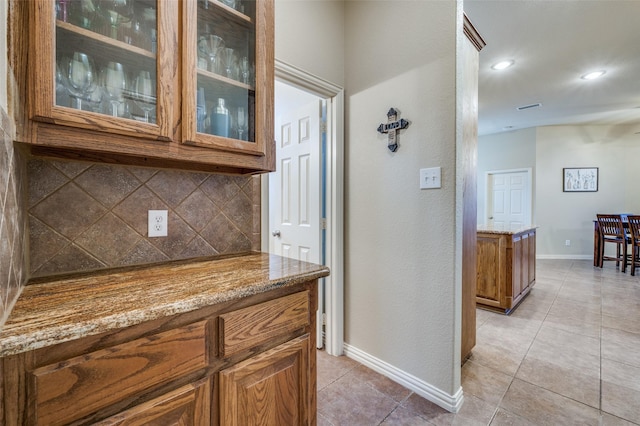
[565,239,571,246]
[420,167,442,189]
[148,210,168,237]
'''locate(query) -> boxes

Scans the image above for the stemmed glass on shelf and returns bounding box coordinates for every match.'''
[101,61,128,117]
[237,106,248,141]
[198,34,225,74]
[64,52,98,111]
[132,70,156,123]
[100,0,134,41]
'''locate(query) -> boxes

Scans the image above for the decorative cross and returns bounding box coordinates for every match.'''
[377,107,409,152]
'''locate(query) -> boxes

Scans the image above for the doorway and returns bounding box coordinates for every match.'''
[484,168,533,229]
[262,60,344,356]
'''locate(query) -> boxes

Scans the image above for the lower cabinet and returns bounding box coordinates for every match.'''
[96,379,211,425]
[220,335,312,426]
[1,283,317,425]
[476,228,536,314]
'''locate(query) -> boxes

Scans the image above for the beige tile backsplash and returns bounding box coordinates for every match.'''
[28,158,261,278]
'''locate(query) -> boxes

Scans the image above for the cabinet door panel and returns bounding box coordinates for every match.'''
[476,235,503,307]
[182,0,274,160]
[94,379,211,426]
[219,335,311,426]
[31,0,176,141]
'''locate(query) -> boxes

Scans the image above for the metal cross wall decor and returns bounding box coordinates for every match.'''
[377,107,409,152]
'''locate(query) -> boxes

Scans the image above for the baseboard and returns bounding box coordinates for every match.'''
[536,254,592,260]
[342,343,464,413]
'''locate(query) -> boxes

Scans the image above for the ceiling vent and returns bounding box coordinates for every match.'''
[517,103,542,111]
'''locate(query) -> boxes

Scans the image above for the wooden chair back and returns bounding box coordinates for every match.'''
[626,215,640,275]
[596,214,625,241]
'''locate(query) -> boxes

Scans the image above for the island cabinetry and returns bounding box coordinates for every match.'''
[476,227,536,314]
[0,280,318,425]
[13,0,274,173]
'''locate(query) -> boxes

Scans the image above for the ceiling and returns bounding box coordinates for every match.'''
[464,0,640,136]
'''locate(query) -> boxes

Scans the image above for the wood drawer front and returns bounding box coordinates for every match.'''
[219,291,310,357]
[31,321,208,426]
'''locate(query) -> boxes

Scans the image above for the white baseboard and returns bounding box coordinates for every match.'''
[342,343,464,413]
[536,254,592,260]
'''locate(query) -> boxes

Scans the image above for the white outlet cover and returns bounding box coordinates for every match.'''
[148,210,168,237]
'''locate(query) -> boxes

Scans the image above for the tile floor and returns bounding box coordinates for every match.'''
[316,259,640,425]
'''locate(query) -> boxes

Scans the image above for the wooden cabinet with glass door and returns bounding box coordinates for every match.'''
[30,0,175,141]
[182,0,274,161]
[12,0,275,173]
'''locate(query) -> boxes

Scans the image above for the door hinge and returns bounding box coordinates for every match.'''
[320,121,327,133]
[321,218,327,229]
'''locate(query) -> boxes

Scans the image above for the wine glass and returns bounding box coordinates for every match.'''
[198,35,224,74]
[101,0,134,41]
[65,52,97,110]
[239,56,250,85]
[132,70,156,123]
[221,47,236,79]
[101,61,127,117]
[237,106,247,140]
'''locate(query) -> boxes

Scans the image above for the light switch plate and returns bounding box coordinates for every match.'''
[148,210,168,237]
[420,167,441,189]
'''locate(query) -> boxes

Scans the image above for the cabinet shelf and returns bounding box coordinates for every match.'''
[203,0,254,26]
[197,68,254,91]
[57,20,156,59]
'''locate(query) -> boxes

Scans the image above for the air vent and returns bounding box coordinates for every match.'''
[517,103,542,111]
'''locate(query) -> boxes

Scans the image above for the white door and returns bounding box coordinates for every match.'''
[487,170,531,230]
[269,100,322,263]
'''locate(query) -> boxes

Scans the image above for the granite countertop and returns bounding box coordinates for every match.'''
[477,225,538,235]
[0,253,330,357]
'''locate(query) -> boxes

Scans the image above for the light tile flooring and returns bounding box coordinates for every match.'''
[317,259,640,425]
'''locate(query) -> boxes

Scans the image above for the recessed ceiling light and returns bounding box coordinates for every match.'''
[581,70,606,80]
[491,60,515,70]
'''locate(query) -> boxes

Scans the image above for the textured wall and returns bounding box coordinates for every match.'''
[344,1,459,397]
[0,107,27,327]
[28,158,260,278]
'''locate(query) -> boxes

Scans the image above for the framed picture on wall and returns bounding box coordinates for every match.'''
[563,167,598,192]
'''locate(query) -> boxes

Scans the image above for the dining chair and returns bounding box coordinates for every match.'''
[627,215,640,276]
[596,214,628,272]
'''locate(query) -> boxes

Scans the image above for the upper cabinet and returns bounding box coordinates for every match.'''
[15,0,274,173]
[182,0,273,158]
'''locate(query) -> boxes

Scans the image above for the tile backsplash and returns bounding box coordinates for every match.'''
[28,158,261,278]
[0,106,27,326]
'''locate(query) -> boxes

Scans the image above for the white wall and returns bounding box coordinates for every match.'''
[477,128,536,225]
[536,125,640,258]
[275,0,464,408]
[344,0,460,399]
[274,0,344,87]
[478,125,640,258]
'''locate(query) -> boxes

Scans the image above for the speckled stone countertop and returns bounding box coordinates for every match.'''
[0,253,330,357]
[477,225,538,235]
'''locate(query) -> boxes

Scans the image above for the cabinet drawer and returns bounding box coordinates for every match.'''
[219,291,310,357]
[30,321,208,426]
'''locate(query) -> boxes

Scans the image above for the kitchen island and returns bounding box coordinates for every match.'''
[476,226,536,314]
[0,252,329,425]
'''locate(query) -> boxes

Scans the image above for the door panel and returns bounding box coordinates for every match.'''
[487,170,531,230]
[270,100,322,265]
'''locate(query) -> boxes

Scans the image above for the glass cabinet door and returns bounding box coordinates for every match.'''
[182,0,273,156]
[32,0,175,141]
